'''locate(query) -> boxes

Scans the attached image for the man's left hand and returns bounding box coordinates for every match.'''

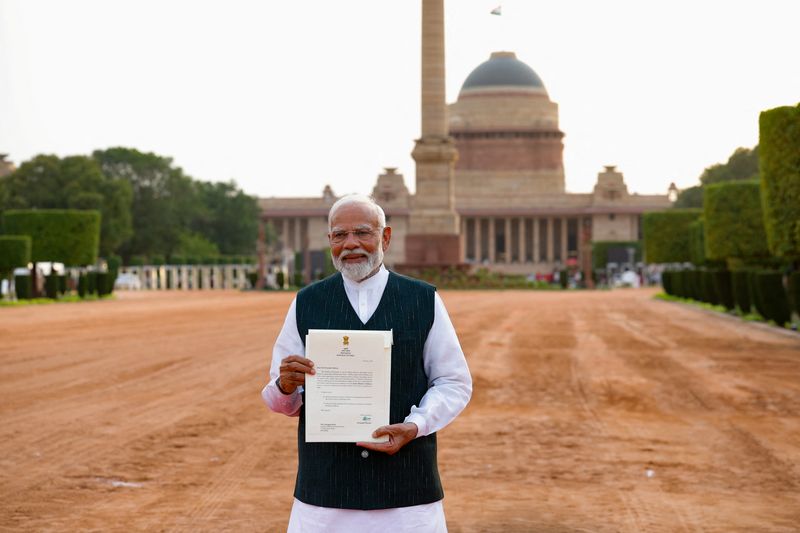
[356,423,418,456]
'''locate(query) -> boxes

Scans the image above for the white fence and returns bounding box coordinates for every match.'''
[122,264,255,290]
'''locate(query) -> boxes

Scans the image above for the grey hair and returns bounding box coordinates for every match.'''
[328,194,386,231]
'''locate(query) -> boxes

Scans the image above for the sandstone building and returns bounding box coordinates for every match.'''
[259,3,673,282]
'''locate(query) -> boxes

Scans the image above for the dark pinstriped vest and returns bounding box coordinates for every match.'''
[294,270,444,509]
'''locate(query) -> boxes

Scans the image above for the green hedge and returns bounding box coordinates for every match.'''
[688,219,706,265]
[14,275,32,299]
[3,209,100,266]
[0,235,32,276]
[662,270,674,295]
[643,209,702,263]
[711,269,735,310]
[760,104,800,259]
[591,241,641,269]
[748,271,767,318]
[45,272,59,299]
[704,180,770,261]
[788,272,800,317]
[754,271,791,326]
[700,270,719,305]
[731,270,751,313]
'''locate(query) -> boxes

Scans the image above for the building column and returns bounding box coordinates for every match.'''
[282,219,289,251]
[460,217,467,262]
[488,218,496,264]
[546,217,554,263]
[503,218,510,263]
[471,218,479,262]
[533,218,540,263]
[561,217,568,264]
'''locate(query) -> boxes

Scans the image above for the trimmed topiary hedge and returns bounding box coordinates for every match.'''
[754,271,791,326]
[700,270,719,305]
[643,209,702,263]
[0,235,32,276]
[44,272,59,299]
[662,270,674,295]
[704,180,770,261]
[688,219,706,265]
[732,270,751,314]
[748,271,767,319]
[760,103,800,259]
[14,275,32,299]
[711,269,735,310]
[3,209,100,266]
[788,271,800,317]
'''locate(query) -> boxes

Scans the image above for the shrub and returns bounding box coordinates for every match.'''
[0,235,32,276]
[15,275,32,299]
[700,270,718,305]
[662,271,674,295]
[711,269,735,310]
[559,269,568,289]
[276,271,285,289]
[731,270,751,314]
[754,271,791,326]
[688,219,706,265]
[44,272,59,299]
[78,274,87,298]
[96,272,112,296]
[150,254,166,266]
[58,274,67,295]
[759,103,800,259]
[247,271,258,289]
[643,209,702,263]
[788,272,800,317]
[704,181,770,261]
[748,271,767,318]
[3,209,100,266]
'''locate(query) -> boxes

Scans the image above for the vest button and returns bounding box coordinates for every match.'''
[361,450,369,458]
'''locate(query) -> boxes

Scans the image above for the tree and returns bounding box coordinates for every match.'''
[674,185,703,209]
[192,180,259,255]
[93,147,201,259]
[699,146,759,186]
[0,154,132,257]
[673,146,759,209]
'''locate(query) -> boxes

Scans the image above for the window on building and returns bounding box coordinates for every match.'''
[553,219,562,262]
[511,219,520,262]
[480,219,490,262]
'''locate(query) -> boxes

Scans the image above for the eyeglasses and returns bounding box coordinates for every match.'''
[329,228,381,244]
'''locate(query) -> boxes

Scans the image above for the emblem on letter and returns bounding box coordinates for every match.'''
[343,335,349,346]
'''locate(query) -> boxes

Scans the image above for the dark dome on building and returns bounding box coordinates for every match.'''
[460,51,546,95]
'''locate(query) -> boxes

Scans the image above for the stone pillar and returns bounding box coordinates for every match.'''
[533,218,540,263]
[404,0,461,266]
[488,218,496,264]
[420,0,447,138]
[518,218,525,264]
[504,218,512,263]
[561,217,568,264]
[460,217,467,262]
[282,219,289,251]
[547,217,554,263]
[473,218,480,262]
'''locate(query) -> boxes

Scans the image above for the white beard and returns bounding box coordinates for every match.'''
[333,246,384,282]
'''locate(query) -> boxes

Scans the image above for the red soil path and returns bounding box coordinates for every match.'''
[1,289,799,532]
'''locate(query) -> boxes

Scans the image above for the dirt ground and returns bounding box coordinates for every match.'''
[1,288,799,532]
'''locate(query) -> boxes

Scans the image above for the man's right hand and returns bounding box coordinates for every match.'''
[277,355,315,394]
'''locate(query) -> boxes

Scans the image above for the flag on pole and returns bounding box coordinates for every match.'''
[490,5,502,15]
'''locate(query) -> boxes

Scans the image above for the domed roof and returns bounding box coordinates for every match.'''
[460,51,546,95]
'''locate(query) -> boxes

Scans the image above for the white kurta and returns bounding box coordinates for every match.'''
[262,265,472,533]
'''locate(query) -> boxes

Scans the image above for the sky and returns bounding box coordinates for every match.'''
[1,0,799,200]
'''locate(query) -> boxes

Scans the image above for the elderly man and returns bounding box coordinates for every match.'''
[262,193,472,532]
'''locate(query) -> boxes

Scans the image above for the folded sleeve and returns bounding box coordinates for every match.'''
[404,292,472,437]
[261,297,305,417]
